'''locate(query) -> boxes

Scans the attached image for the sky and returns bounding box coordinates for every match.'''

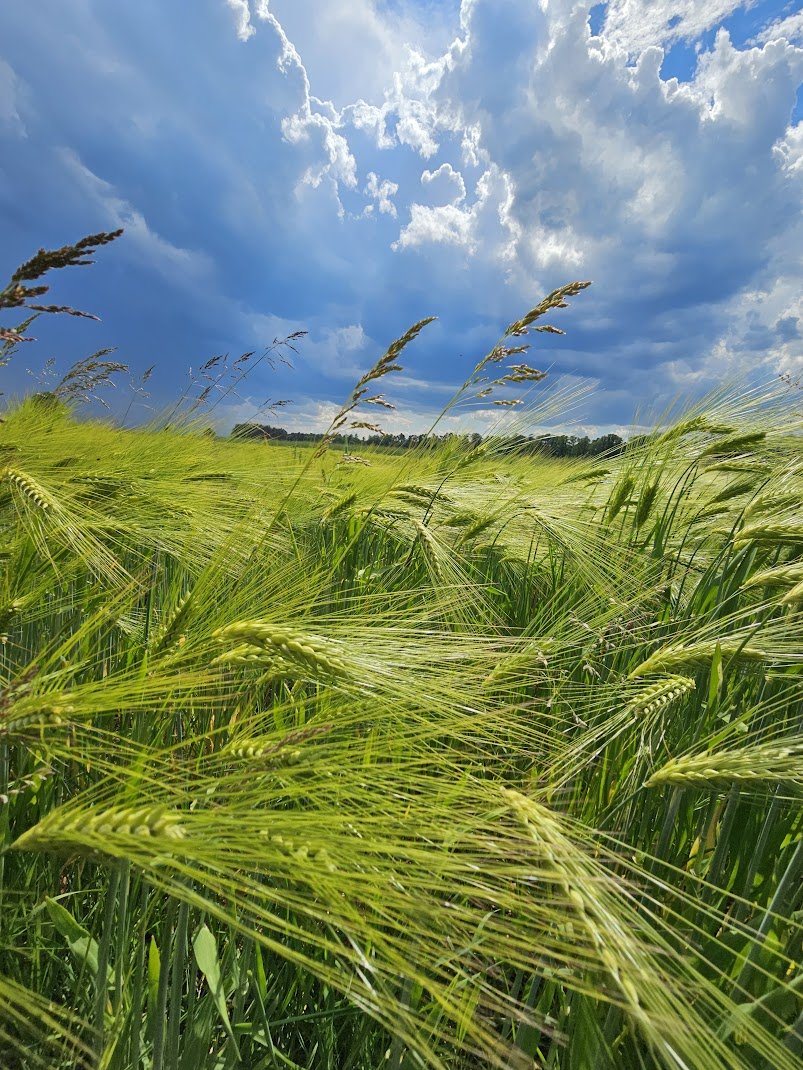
[0,0,802,438]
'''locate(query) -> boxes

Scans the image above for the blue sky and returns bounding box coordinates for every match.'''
[1,0,801,436]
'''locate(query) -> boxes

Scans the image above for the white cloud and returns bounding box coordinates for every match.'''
[596,0,746,57]
[147,0,803,412]
[394,201,474,250]
[0,59,26,135]
[340,47,453,159]
[225,0,255,42]
[364,171,399,216]
[262,0,458,106]
[421,162,466,204]
[58,148,217,287]
[284,110,357,189]
[393,375,458,394]
[368,0,802,392]
[690,29,803,127]
[753,12,803,47]
[775,120,803,175]
[395,164,516,255]
[302,323,371,381]
[284,399,343,432]
[224,1,358,194]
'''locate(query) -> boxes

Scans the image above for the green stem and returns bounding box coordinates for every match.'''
[734,835,803,997]
[95,864,121,1048]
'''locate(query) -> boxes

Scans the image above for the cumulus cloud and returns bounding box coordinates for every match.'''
[595,0,745,56]
[753,11,803,47]
[420,163,466,204]
[224,0,255,41]
[244,1,358,191]
[264,0,455,105]
[690,29,803,127]
[309,323,370,379]
[364,171,399,216]
[776,121,803,175]
[394,165,516,256]
[340,48,452,158]
[394,202,473,250]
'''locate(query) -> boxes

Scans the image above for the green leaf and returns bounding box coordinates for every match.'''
[193,923,240,1059]
[719,972,803,1040]
[253,944,267,1001]
[708,641,724,709]
[45,897,108,989]
[147,936,161,1012]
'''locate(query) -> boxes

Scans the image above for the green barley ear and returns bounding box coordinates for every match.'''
[412,518,444,580]
[624,675,696,717]
[2,467,56,512]
[149,589,194,655]
[455,512,498,546]
[606,474,635,520]
[503,790,652,1031]
[321,491,358,521]
[698,430,766,459]
[629,639,767,677]
[212,621,350,679]
[743,490,800,519]
[483,640,552,686]
[0,703,73,740]
[12,803,187,857]
[780,578,803,604]
[0,669,73,740]
[634,479,660,528]
[744,563,803,589]
[391,484,454,505]
[224,723,333,763]
[708,478,756,505]
[646,739,803,788]
[735,521,803,546]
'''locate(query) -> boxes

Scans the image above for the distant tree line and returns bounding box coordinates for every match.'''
[231,423,625,457]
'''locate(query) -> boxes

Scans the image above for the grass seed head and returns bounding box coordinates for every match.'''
[630,641,767,677]
[625,675,696,717]
[646,741,803,787]
[744,563,803,589]
[2,467,55,511]
[735,522,803,545]
[607,475,635,520]
[13,804,187,856]
[213,621,350,678]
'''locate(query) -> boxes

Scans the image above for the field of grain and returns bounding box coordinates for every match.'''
[0,374,801,1070]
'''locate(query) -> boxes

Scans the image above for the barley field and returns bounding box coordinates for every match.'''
[1,369,801,1069]
[1,238,802,1070]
